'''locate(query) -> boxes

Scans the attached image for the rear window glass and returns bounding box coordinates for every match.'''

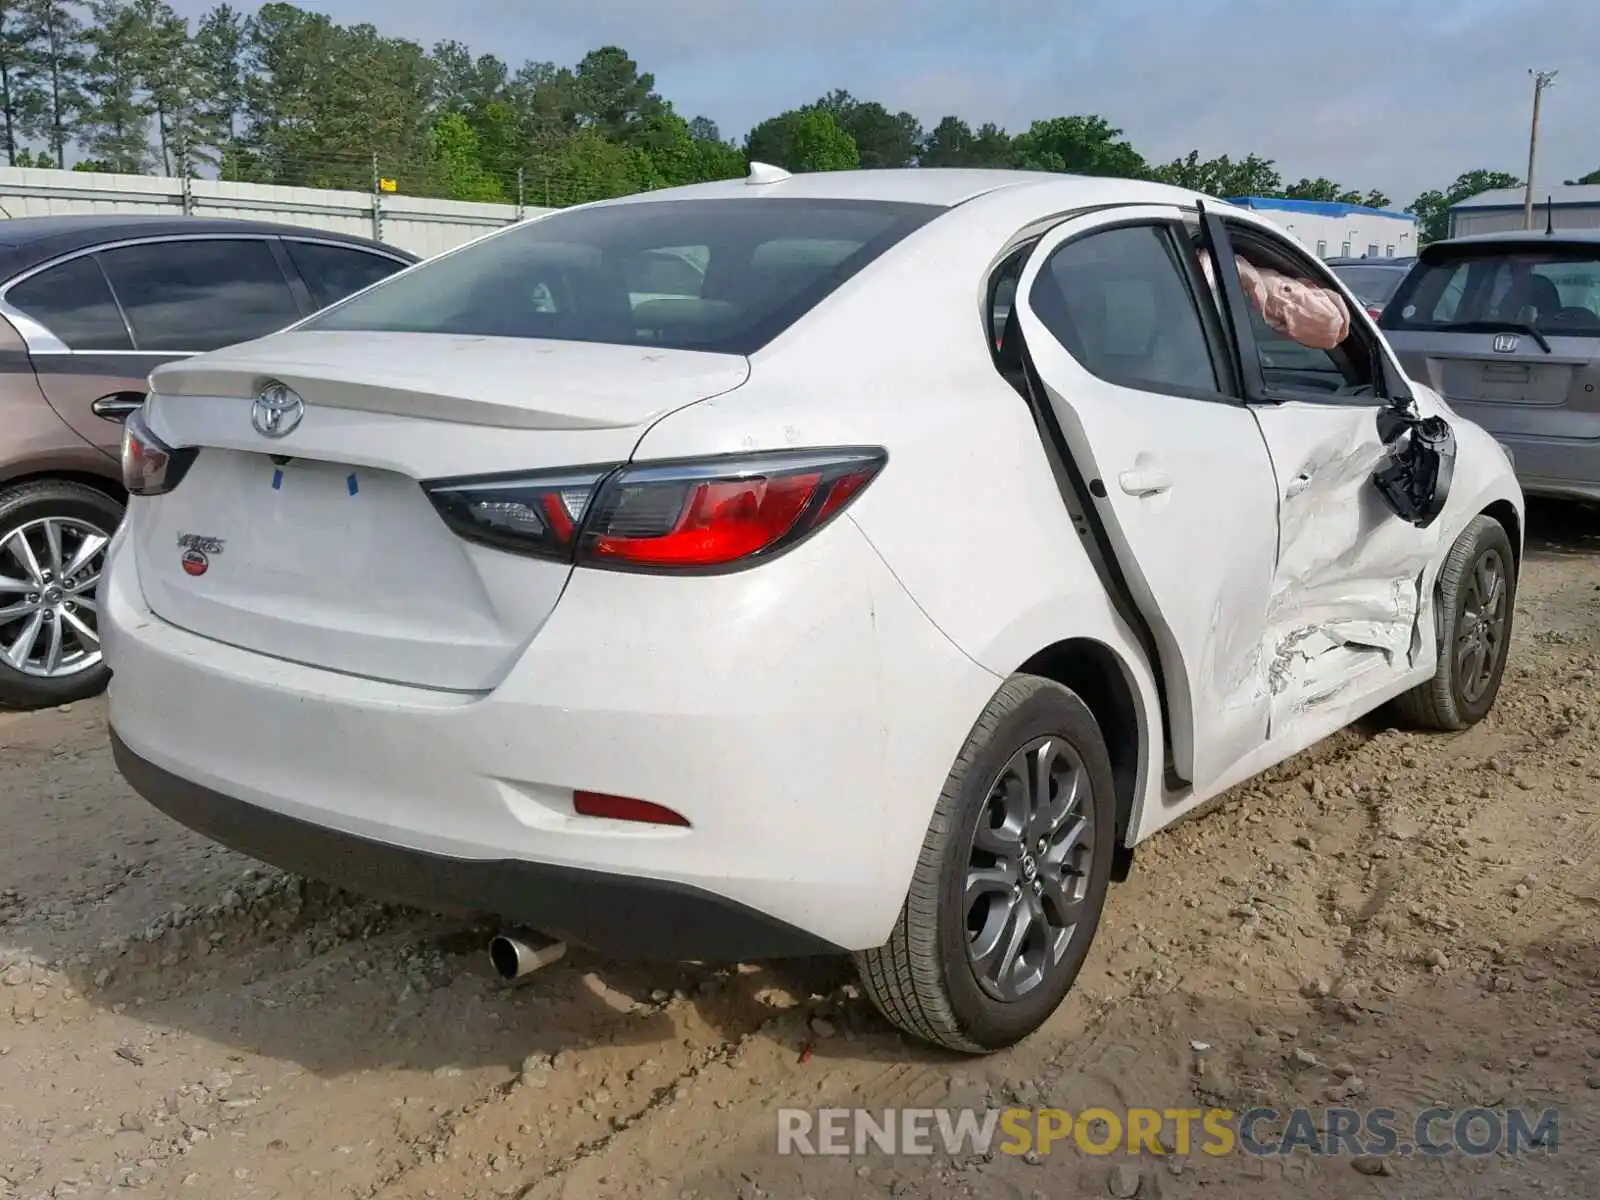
[303,198,942,355]
[1331,265,1406,306]
[1383,246,1600,335]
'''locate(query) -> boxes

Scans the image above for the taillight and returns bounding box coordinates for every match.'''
[121,407,198,497]
[422,447,886,572]
[1367,305,1384,321]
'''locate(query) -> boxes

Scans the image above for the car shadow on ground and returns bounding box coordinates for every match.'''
[1523,497,1600,560]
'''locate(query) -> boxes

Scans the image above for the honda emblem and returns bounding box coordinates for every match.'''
[1492,333,1520,353]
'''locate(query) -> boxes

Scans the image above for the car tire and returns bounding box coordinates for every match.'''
[1393,514,1516,732]
[855,675,1116,1054]
[0,479,123,710]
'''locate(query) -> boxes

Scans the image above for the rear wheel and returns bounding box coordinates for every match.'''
[0,480,121,709]
[856,676,1116,1053]
[1394,514,1516,731]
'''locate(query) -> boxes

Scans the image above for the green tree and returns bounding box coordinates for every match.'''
[745,107,857,173]
[1567,168,1599,185]
[128,0,202,173]
[424,110,502,201]
[191,4,247,172]
[1407,169,1521,243]
[79,0,150,172]
[810,89,919,168]
[918,116,1013,167]
[1011,115,1145,178]
[429,39,506,116]
[1281,177,1391,208]
[1148,151,1282,196]
[20,0,84,167]
[0,0,42,164]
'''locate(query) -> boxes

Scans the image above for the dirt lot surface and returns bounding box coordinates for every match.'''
[3,502,1599,1200]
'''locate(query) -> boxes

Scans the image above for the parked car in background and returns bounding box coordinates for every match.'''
[102,167,1522,1054]
[1326,255,1414,320]
[1380,230,1600,502]
[0,215,417,708]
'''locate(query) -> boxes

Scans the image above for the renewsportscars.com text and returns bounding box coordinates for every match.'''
[776,1106,1561,1158]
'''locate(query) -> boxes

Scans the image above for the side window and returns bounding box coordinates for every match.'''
[1030,224,1222,397]
[5,256,132,350]
[284,241,407,310]
[1212,227,1375,399]
[97,239,301,352]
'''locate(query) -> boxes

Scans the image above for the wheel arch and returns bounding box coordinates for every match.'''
[1015,637,1149,847]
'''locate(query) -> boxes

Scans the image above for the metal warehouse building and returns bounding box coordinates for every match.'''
[1225,196,1420,260]
[1448,184,1600,236]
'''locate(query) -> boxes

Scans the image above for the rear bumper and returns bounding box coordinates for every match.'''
[100,516,1001,955]
[110,732,838,960]
[1443,402,1600,501]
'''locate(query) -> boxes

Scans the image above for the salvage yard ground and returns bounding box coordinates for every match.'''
[2,502,1599,1200]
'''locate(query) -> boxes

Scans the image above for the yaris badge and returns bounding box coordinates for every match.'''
[252,380,304,438]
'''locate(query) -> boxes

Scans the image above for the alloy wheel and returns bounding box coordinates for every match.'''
[0,516,109,678]
[1456,547,1508,705]
[965,735,1095,1003]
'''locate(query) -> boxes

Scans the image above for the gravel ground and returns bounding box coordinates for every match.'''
[2,500,1598,1200]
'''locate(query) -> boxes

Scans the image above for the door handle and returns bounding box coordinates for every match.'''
[1118,469,1174,497]
[91,391,145,422]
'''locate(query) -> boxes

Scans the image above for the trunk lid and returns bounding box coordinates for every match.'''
[131,331,749,691]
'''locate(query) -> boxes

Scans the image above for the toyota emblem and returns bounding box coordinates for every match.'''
[251,380,304,438]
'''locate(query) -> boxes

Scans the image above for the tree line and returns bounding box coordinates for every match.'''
[0,0,1592,239]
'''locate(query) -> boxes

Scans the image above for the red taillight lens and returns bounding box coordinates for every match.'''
[422,448,886,572]
[573,790,690,827]
[121,407,198,497]
[1367,305,1384,321]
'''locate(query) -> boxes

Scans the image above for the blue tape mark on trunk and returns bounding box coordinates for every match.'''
[347,473,359,496]
[271,469,283,490]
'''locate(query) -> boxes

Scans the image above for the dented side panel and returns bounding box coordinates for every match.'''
[1249,401,1445,734]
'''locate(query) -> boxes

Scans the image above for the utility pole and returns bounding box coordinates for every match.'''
[1524,69,1557,229]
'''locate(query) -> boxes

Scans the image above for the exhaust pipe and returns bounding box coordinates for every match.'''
[489,931,567,981]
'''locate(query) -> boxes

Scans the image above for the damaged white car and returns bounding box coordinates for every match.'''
[100,167,1523,1056]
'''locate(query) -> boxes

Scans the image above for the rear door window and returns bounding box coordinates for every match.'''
[301,198,943,355]
[1031,223,1225,398]
[97,238,302,352]
[284,240,409,310]
[1385,247,1600,335]
[5,256,132,350]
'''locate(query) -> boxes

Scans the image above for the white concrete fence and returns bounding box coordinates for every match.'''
[0,166,553,258]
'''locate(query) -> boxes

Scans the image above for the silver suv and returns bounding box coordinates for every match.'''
[1380,230,1600,501]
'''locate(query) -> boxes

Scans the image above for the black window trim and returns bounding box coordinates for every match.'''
[1201,210,1410,409]
[0,232,410,356]
[1026,213,1245,408]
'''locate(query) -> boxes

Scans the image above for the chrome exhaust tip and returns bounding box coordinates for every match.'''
[489,932,567,981]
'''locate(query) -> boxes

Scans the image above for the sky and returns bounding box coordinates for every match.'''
[170,0,1597,209]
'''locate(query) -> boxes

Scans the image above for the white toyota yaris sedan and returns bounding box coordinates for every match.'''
[100,166,1522,1053]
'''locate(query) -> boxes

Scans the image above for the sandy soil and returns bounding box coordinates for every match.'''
[2,500,1598,1200]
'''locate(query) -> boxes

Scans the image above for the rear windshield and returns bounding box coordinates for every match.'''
[1382,245,1600,336]
[1331,264,1406,306]
[301,198,942,355]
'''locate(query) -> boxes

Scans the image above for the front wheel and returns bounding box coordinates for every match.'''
[0,480,122,710]
[1393,513,1517,731]
[856,676,1116,1053]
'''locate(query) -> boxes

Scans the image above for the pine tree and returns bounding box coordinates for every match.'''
[79,0,150,172]
[19,0,83,167]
